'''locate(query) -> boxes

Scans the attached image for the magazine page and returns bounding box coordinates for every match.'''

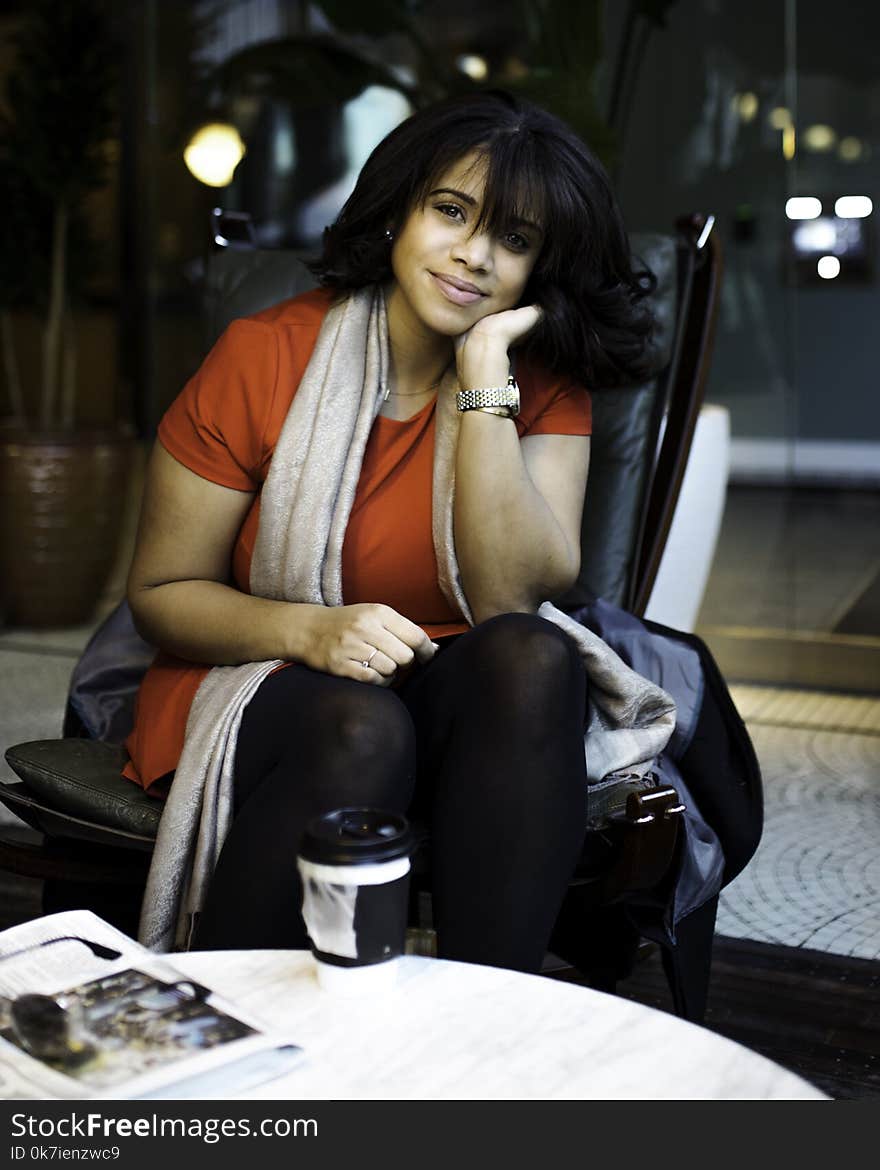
[0,910,303,1100]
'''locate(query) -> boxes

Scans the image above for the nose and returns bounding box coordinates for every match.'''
[451,228,493,272]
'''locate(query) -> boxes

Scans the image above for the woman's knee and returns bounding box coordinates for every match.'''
[314,683,416,774]
[459,612,585,724]
[473,613,580,679]
[236,671,416,810]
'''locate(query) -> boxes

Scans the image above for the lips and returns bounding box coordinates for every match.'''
[430,272,486,306]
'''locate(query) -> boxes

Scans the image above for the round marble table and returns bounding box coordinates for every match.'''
[174,950,828,1100]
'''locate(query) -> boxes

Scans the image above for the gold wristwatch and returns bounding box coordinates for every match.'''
[455,375,520,419]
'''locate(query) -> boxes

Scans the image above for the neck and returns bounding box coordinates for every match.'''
[385,282,454,397]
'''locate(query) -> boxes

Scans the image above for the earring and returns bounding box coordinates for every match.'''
[384,229,393,242]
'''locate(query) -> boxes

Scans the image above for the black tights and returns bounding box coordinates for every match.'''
[192,613,589,973]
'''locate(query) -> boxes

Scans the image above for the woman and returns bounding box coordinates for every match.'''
[125,90,655,971]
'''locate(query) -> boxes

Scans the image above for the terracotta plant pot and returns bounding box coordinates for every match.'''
[0,428,135,628]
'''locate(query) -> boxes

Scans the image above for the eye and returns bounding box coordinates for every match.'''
[434,202,465,222]
[503,230,531,253]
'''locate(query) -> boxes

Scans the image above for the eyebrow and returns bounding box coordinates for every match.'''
[429,187,544,236]
[430,186,477,206]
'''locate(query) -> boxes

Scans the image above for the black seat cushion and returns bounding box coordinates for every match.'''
[4,741,161,840]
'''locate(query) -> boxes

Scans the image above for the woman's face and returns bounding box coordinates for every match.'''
[387,151,544,344]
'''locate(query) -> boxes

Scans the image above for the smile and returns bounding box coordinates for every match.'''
[430,273,487,306]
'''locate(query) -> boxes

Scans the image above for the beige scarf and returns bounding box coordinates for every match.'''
[138,286,676,952]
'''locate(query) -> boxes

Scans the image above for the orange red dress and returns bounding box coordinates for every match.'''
[123,287,592,790]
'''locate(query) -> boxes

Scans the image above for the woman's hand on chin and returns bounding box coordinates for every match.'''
[454,304,542,386]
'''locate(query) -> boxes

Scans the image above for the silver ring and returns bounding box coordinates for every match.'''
[361,647,378,670]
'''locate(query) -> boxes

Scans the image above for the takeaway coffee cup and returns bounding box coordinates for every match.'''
[296,807,413,995]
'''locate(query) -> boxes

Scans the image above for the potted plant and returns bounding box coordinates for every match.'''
[0,0,134,628]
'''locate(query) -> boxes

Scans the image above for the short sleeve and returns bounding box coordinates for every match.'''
[515,357,592,439]
[524,379,592,437]
[157,318,279,490]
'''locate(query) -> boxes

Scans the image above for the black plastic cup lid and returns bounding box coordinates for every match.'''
[298,806,413,866]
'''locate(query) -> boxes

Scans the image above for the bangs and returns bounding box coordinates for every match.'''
[413,130,549,245]
[488,135,597,283]
[478,135,548,240]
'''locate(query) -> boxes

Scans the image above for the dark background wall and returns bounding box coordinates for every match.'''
[603,0,880,449]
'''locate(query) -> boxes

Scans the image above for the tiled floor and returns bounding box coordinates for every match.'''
[697,486,880,957]
[0,617,112,785]
[0,642,85,782]
[717,686,880,960]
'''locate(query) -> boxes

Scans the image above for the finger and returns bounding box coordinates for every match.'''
[377,610,438,665]
[364,648,398,679]
[508,304,543,342]
[350,658,394,687]
[362,628,417,670]
[515,303,542,321]
[389,625,437,666]
[413,639,440,665]
[357,659,394,686]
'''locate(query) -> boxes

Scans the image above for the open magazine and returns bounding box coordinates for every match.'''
[0,910,304,1100]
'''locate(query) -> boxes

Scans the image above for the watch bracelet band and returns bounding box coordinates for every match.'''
[456,376,519,416]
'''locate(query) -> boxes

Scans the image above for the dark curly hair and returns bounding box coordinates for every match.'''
[310,90,656,389]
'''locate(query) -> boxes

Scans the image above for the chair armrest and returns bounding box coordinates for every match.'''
[571,784,685,904]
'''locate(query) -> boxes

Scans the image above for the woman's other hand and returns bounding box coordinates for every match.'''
[303,603,437,686]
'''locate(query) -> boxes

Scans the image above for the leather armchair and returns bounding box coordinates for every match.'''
[1,213,723,1016]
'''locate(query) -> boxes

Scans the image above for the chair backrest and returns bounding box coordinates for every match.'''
[558,230,677,612]
[629,215,723,615]
[202,248,319,353]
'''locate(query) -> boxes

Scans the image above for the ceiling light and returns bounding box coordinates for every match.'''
[834,195,872,218]
[793,219,837,252]
[786,197,821,220]
[769,106,792,130]
[456,55,489,81]
[734,92,759,122]
[803,124,836,152]
[838,137,863,162]
[183,122,246,188]
[817,256,840,279]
